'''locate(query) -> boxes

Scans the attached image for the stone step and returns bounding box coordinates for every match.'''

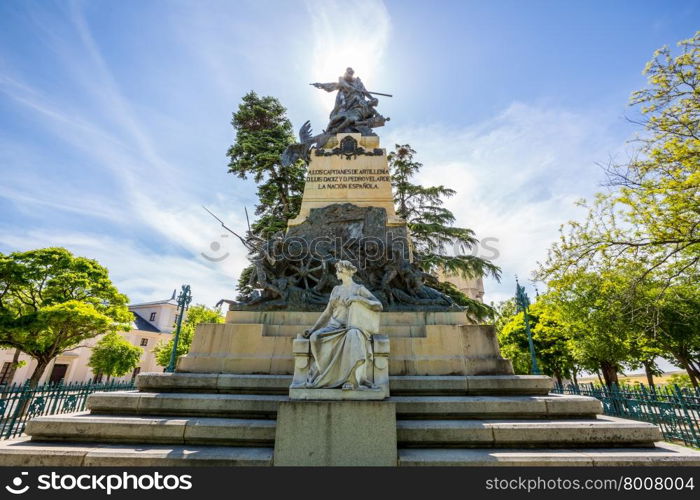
[25,413,275,446]
[136,372,552,396]
[88,391,600,419]
[398,442,700,466]
[0,438,272,467]
[137,373,291,394]
[390,375,552,396]
[392,394,602,419]
[397,416,661,448]
[87,392,286,418]
[1,439,696,467]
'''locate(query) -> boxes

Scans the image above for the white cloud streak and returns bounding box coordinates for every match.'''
[0,2,251,304]
[386,102,625,304]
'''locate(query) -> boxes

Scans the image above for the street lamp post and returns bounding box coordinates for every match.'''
[515,278,541,375]
[166,284,192,373]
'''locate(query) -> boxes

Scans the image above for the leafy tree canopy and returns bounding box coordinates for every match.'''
[0,247,131,386]
[88,332,143,380]
[540,32,700,285]
[226,91,306,237]
[497,298,577,383]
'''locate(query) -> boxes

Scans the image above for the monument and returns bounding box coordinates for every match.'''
[0,69,699,467]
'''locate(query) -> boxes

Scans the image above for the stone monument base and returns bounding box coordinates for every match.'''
[177,310,513,376]
[1,373,699,466]
[288,387,386,400]
[273,400,397,466]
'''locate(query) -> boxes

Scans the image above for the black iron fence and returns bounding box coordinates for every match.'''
[553,383,700,449]
[0,380,135,440]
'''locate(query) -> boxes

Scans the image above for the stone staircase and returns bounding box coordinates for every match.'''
[0,373,698,466]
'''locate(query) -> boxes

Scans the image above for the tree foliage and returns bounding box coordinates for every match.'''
[534,33,700,387]
[153,304,224,367]
[0,248,131,387]
[388,144,500,318]
[226,91,306,237]
[389,144,500,281]
[497,298,577,384]
[540,32,699,284]
[88,332,143,381]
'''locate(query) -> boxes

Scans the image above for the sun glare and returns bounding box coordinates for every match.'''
[307,0,390,118]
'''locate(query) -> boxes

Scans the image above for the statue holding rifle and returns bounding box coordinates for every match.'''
[311,67,390,136]
[280,67,391,166]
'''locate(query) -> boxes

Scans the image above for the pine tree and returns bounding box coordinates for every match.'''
[226,91,306,237]
[388,144,500,315]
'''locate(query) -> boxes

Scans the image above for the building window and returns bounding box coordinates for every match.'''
[140,338,148,347]
[149,312,156,322]
[0,362,12,385]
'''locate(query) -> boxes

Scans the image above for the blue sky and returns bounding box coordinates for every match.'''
[0,0,698,310]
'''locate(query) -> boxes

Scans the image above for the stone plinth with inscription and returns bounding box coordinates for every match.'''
[288,133,403,227]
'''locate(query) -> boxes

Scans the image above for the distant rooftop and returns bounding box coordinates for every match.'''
[131,311,163,333]
[129,289,178,308]
[129,299,177,307]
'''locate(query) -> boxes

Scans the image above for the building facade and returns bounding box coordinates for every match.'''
[436,269,485,302]
[0,294,180,385]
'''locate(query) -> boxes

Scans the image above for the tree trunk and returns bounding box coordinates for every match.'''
[676,354,700,389]
[600,361,619,387]
[4,349,21,385]
[643,361,655,388]
[596,369,604,386]
[678,357,699,388]
[554,372,563,388]
[572,370,579,386]
[28,358,50,389]
[16,357,51,417]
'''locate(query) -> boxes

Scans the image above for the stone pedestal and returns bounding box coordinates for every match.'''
[273,400,397,466]
[176,310,514,376]
[287,133,403,227]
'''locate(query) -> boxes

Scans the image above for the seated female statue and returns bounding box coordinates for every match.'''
[303,260,383,390]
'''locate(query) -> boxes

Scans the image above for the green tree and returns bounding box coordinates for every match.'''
[653,281,700,387]
[388,144,500,318]
[545,264,663,387]
[0,248,131,387]
[497,298,577,384]
[226,91,306,237]
[536,34,700,388]
[88,332,143,381]
[540,32,699,283]
[153,304,224,367]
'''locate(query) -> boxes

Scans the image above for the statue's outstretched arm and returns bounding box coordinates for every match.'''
[311,82,338,92]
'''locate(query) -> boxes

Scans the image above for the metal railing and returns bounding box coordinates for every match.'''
[0,380,135,440]
[553,382,700,448]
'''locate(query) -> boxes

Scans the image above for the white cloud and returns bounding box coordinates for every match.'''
[0,2,253,304]
[385,101,625,304]
[0,229,247,309]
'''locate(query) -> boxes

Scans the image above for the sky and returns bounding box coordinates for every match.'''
[0,0,698,311]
